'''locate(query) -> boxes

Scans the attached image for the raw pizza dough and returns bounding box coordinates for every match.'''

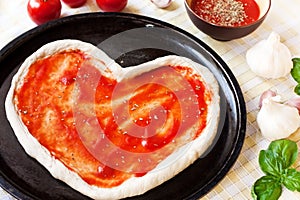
[5,40,220,200]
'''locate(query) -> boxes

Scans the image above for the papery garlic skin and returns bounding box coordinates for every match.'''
[246,32,293,78]
[257,96,300,140]
[286,97,300,113]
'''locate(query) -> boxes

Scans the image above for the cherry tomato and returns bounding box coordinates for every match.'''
[27,0,62,25]
[96,0,128,12]
[62,0,87,8]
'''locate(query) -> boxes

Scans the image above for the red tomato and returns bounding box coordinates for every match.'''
[62,0,87,8]
[96,0,128,12]
[27,0,62,25]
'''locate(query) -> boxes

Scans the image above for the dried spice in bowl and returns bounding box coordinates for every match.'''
[190,0,260,27]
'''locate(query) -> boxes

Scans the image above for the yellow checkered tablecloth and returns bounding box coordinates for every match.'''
[1,0,300,199]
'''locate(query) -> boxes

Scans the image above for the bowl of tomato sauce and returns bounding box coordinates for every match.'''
[185,0,271,40]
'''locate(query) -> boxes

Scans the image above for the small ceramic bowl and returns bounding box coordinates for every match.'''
[185,0,271,41]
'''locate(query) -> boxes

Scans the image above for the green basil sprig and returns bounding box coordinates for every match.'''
[252,139,300,200]
[291,58,300,95]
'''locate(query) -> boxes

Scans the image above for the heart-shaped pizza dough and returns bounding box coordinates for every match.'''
[5,40,220,199]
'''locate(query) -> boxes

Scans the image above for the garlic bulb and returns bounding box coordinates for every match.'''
[150,0,173,8]
[257,95,300,140]
[246,32,293,78]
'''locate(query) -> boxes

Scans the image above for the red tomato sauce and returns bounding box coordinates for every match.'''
[191,0,260,27]
[14,50,211,187]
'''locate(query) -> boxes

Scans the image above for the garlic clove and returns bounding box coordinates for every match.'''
[286,97,300,113]
[259,89,277,108]
[246,32,293,79]
[257,96,300,140]
[150,0,173,8]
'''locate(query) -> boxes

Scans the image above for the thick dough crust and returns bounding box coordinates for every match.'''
[5,40,220,200]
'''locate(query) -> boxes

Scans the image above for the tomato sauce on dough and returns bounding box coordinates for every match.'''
[191,0,260,27]
[14,50,211,187]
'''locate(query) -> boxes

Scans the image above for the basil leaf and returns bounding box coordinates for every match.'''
[268,139,298,169]
[252,175,282,200]
[254,140,300,199]
[294,84,300,95]
[291,58,300,83]
[259,150,282,177]
[282,168,300,192]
